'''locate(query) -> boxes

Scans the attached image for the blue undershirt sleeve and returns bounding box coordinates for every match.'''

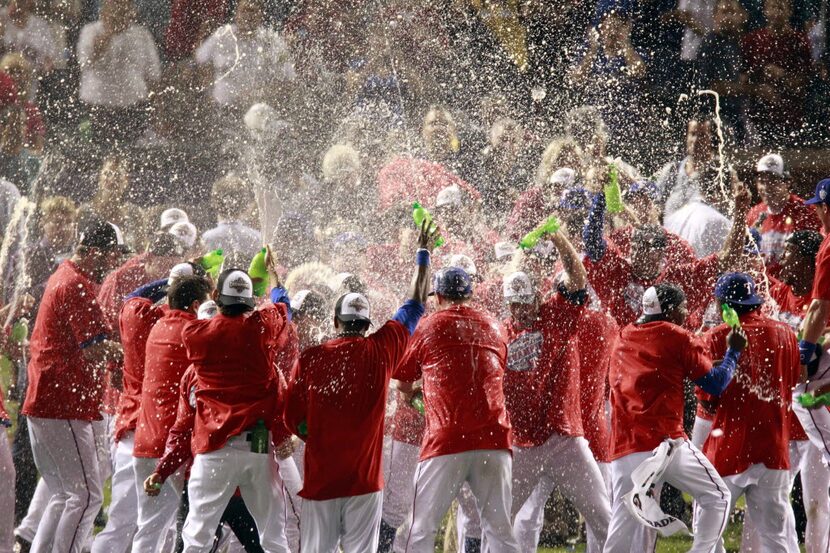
[583,193,607,262]
[391,299,426,335]
[694,348,741,396]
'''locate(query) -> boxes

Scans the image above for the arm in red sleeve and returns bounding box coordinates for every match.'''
[283,356,308,438]
[154,372,196,481]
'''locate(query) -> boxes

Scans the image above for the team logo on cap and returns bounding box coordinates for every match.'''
[228,277,250,294]
[821,189,827,201]
[347,295,368,312]
[511,279,527,294]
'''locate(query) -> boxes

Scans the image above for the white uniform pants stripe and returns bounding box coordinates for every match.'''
[27,417,103,553]
[403,449,520,553]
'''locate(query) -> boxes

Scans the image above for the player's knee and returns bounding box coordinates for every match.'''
[695,488,731,512]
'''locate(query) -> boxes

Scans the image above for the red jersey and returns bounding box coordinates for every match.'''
[155,366,198,481]
[585,246,721,329]
[394,305,512,461]
[23,260,111,421]
[702,312,800,476]
[747,194,821,275]
[284,320,410,501]
[502,293,585,447]
[182,302,289,454]
[578,308,617,463]
[812,232,830,302]
[114,298,165,442]
[609,321,713,460]
[134,309,196,458]
[271,322,299,447]
[391,391,425,446]
[608,227,696,268]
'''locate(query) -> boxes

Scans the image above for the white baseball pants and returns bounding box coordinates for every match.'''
[510,462,610,553]
[690,416,713,450]
[0,426,14,553]
[511,434,610,553]
[792,384,830,466]
[785,441,830,553]
[277,455,302,553]
[15,478,49,543]
[91,434,137,553]
[455,484,483,550]
[605,441,730,553]
[402,449,520,553]
[182,434,289,553]
[27,417,103,553]
[300,491,382,552]
[714,464,789,553]
[132,455,185,551]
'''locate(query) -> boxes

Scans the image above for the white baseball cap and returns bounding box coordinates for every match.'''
[160,208,189,229]
[448,253,477,276]
[435,185,463,208]
[334,292,371,323]
[168,221,197,248]
[290,290,312,312]
[549,167,576,187]
[503,272,536,304]
[168,262,195,285]
[217,269,255,308]
[494,241,517,261]
[197,300,219,320]
[756,153,788,178]
[642,286,662,316]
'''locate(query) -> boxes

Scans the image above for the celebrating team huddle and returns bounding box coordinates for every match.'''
[6,166,830,553]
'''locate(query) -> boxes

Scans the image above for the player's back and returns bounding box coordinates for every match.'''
[400,304,512,461]
[703,311,799,476]
[296,319,409,500]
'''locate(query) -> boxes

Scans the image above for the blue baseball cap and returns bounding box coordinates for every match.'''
[430,267,473,299]
[625,180,659,201]
[804,178,830,205]
[714,272,764,306]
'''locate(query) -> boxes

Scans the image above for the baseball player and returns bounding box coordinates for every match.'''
[701,272,800,552]
[763,230,830,553]
[21,220,126,553]
[132,272,213,551]
[582,182,750,330]
[605,283,746,553]
[283,221,436,552]
[90,266,177,552]
[1,377,13,553]
[179,252,291,552]
[500,226,610,553]
[394,266,520,552]
[796,179,830,465]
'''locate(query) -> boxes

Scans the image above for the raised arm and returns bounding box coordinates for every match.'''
[583,192,608,262]
[717,174,752,269]
[550,226,587,292]
[390,221,439,335]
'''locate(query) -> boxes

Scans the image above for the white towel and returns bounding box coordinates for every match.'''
[623,439,690,537]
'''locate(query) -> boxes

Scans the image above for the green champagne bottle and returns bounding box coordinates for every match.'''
[721,303,741,329]
[248,248,268,297]
[412,202,445,248]
[410,391,425,416]
[519,215,561,250]
[250,419,268,454]
[200,249,224,279]
[604,163,624,214]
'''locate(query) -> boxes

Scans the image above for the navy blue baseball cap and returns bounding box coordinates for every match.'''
[430,267,473,299]
[804,178,830,205]
[714,272,764,306]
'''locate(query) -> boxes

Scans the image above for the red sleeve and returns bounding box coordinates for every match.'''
[370,320,410,377]
[283,354,308,438]
[393,330,423,383]
[69,285,112,348]
[584,246,630,306]
[683,332,715,382]
[154,371,196,481]
[812,241,830,301]
[794,203,821,231]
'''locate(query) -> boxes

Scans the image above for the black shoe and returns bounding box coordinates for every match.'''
[463,537,482,553]
[94,506,106,528]
[15,537,32,553]
[377,519,397,553]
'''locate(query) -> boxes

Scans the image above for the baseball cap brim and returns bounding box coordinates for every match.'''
[218,293,256,308]
[506,294,535,305]
[719,296,764,307]
[805,196,824,205]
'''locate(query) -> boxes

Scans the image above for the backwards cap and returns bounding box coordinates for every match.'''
[79,220,130,253]
[216,269,255,308]
[160,208,189,229]
[334,292,372,324]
